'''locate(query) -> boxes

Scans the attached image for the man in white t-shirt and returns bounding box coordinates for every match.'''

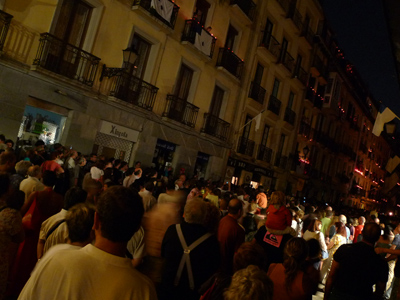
[19,186,157,300]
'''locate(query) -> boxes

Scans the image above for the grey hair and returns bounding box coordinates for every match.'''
[15,160,32,176]
[184,199,206,224]
[339,214,347,224]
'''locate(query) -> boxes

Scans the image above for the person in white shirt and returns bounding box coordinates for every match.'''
[18,186,157,300]
[19,165,44,201]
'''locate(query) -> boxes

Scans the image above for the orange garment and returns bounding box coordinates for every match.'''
[265,205,292,230]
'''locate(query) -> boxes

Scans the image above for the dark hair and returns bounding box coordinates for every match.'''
[0,151,16,166]
[0,174,10,198]
[64,187,87,210]
[66,203,95,243]
[0,134,5,142]
[283,237,308,291]
[35,140,45,147]
[362,222,381,244]
[166,181,176,191]
[119,161,128,169]
[307,219,322,232]
[96,186,144,243]
[5,139,14,147]
[228,199,243,215]
[307,238,321,259]
[144,180,154,192]
[42,171,57,187]
[233,242,267,272]
[326,211,333,217]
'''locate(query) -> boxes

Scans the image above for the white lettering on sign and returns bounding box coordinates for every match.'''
[99,121,139,142]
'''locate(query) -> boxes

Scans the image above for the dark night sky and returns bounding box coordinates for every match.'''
[321,0,400,116]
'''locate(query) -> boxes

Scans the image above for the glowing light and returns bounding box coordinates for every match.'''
[299,158,310,164]
[354,169,364,176]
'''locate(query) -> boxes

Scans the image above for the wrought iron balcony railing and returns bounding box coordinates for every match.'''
[110,72,158,111]
[279,51,295,73]
[284,107,296,125]
[237,136,255,157]
[33,33,100,86]
[299,121,314,140]
[163,95,199,128]
[293,65,308,86]
[181,19,216,58]
[274,154,288,169]
[277,0,302,29]
[300,26,315,45]
[201,113,230,141]
[305,86,323,109]
[267,95,281,116]
[132,0,179,29]
[0,10,13,53]
[260,34,280,58]
[359,143,368,154]
[248,81,266,104]
[257,145,273,163]
[216,48,244,79]
[230,0,256,21]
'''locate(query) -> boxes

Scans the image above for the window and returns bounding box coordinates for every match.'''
[288,92,295,109]
[129,34,151,79]
[53,0,92,48]
[225,25,238,50]
[209,86,224,117]
[253,63,264,84]
[278,134,286,154]
[194,0,210,26]
[242,115,252,139]
[272,79,280,97]
[294,54,302,76]
[262,19,273,46]
[279,37,288,62]
[260,126,270,147]
[174,64,194,100]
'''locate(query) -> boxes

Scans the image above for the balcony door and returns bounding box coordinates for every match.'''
[206,86,224,134]
[262,19,273,46]
[194,0,210,26]
[279,37,288,63]
[225,25,238,51]
[169,64,194,121]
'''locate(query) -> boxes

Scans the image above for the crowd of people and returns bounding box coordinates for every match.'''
[0,135,399,300]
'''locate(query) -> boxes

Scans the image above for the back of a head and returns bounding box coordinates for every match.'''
[166,180,176,191]
[339,214,347,224]
[326,210,333,218]
[362,222,381,244]
[269,191,285,207]
[42,171,57,187]
[66,203,95,243]
[96,186,144,243]
[335,222,346,237]
[233,242,267,272]
[307,238,321,259]
[228,198,243,215]
[144,180,154,192]
[0,151,16,166]
[184,199,206,224]
[359,216,366,225]
[224,265,274,300]
[15,160,32,176]
[27,165,41,177]
[64,187,87,210]
[283,237,308,290]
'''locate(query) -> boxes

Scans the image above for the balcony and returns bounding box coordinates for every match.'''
[163,95,199,127]
[230,0,256,21]
[132,0,179,29]
[277,0,303,30]
[248,81,266,104]
[284,107,296,125]
[259,34,280,58]
[257,145,273,163]
[359,143,368,154]
[299,121,314,140]
[33,33,100,86]
[274,154,288,169]
[216,48,244,79]
[110,72,158,111]
[0,10,13,53]
[267,95,281,116]
[305,86,323,109]
[292,65,308,86]
[201,113,230,141]
[279,51,295,73]
[237,136,255,157]
[310,55,328,81]
[181,19,216,58]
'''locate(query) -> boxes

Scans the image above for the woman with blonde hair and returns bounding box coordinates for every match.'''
[267,237,319,299]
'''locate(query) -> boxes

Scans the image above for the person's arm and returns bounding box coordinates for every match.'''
[57,166,64,174]
[37,239,45,259]
[324,260,340,300]
[318,232,327,252]
[327,237,335,250]
[375,247,400,256]
[21,191,36,216]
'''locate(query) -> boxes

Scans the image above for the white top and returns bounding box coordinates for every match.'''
[19,176,45,201]
[18,244,157,300]
[139,190,156,212]
[303,230,327,252]
[90,166,104,180]
[39,209,69,255]
[67,157,76,169]
[127,226,146,259]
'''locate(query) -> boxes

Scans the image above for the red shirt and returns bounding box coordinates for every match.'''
[354,224,364,242]
[265,205,292,230]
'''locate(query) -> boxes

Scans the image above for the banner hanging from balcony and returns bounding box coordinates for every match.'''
[194,31,213,56]
[151,0,174,23]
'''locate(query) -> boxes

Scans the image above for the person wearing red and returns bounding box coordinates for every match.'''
[265,191,292,231]
[217,199,245,274]
[354,216,365,242]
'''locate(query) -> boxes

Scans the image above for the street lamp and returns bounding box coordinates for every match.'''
[100,48,138,81]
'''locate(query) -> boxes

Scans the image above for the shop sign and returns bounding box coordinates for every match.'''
[197,152,210,162]
[156,139,176,151]
[99,121,139,142]
[228,157,274,177]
